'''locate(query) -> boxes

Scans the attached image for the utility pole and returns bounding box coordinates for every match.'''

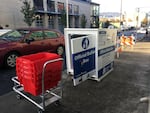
[148,12,150,25]
[66,0,69,28]
[117,0,123,59]
[136,8,140,28]
[120,0,122,28]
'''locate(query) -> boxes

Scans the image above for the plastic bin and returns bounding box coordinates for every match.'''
[16,52,63,96]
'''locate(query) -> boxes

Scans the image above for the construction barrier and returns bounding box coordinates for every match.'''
[120,35,135,47]
[120,35,126,46]
[115,35,136,58]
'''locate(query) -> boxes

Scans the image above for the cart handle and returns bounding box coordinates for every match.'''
[11,76,21,85]
[41,57,63,108]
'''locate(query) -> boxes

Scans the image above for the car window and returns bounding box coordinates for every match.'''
[18,30,30,37]
[0,30,22,41]
[0,29,11,36]
[44,31,58,39]
[29,31,44,41]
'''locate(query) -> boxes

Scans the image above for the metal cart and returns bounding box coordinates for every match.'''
[12,58,63,113]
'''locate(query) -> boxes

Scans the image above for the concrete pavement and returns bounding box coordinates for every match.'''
[0,37,150,113]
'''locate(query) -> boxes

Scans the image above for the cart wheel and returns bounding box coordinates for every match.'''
[38,109,43,113]
[16,94,22,100]
[54,100,61,106]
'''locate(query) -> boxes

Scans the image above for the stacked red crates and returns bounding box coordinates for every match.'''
[16,52,63,96]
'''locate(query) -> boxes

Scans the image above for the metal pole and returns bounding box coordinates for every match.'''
[137,8,140,28]
[66,0,69,28]
[117,0,123,58]
[120,0,122,28]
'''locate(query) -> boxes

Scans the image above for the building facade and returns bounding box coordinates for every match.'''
[0,0,100,32]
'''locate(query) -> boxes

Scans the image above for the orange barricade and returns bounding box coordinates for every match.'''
[120,36,126,46]
[128,36,135,45]
[120,35,135,47]
[116,35,135,58]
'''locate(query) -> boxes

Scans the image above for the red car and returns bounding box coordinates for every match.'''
[0,28,65,68]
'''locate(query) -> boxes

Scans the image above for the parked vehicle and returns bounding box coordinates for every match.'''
[0,29,12,36]
[137,27,146,34]
[0,28,65,68]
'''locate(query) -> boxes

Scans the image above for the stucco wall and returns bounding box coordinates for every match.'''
[0,0,28,28]
[0,0,93,29]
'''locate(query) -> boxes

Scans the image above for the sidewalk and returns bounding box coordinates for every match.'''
[0,40,150,113]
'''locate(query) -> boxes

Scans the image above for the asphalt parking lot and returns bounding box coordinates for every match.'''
[0,37,150,113]
[0,68,15,96]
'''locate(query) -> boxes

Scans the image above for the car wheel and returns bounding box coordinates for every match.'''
[56,46,64,56]
[4,52,19,68]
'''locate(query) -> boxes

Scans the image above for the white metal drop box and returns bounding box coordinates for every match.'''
[64,28,117,86]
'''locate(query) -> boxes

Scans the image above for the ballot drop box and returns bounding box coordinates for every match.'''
[64,28,117,86]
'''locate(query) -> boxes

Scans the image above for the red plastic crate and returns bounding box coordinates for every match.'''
[16,52,63,96]
[22,74,59,96]
[16,52,62,82]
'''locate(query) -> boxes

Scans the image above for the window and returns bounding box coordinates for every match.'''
[0,30,22,41]
[47,0,55,12]
[92,5,99,16]
[58,16,63,32]
[35,15,43,27]
[58,2,64,13]
[68,4,72,14]
[48,15,55,29]
[75,16,79,28]
[74,5,79,15]
[7,31,22,38]
[44,31,58,39]
[18,30,30,37]
[29,31,44,41]
[33,0,44,11]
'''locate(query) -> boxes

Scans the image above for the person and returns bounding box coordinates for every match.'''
[146,29,148,38]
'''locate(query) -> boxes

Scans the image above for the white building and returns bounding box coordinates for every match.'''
[0,0,100,32]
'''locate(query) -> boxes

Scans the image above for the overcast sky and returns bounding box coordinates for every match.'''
[92,0,150,13]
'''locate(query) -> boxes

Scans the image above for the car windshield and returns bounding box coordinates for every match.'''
[0,30,23,41]
[0,29,12,36]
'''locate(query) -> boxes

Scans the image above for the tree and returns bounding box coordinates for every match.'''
[128,18,133,22]
[141,17,148,27]
[21,0,36,27]
[80,14,87,28]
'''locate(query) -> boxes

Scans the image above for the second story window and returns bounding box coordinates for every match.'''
[68,4,72,14]
[92,5,99,16]
[33,0,44,11]
[74,5,79,15]
[47,0,55,12]
[57,2,64,13]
